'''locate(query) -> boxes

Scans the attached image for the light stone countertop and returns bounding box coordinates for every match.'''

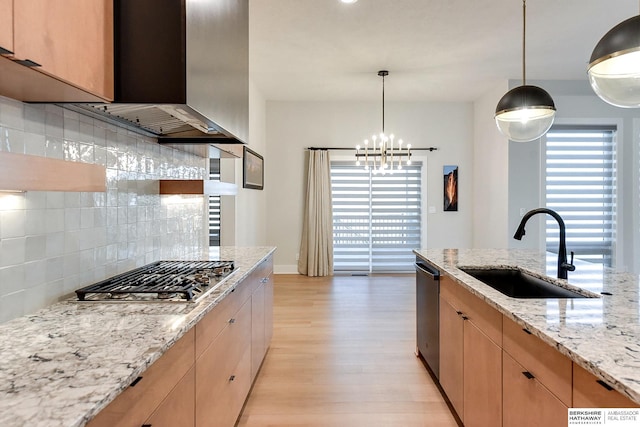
[414,248,640,405]
[0,246,276,427]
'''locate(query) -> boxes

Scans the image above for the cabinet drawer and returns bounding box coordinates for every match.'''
[503,316,572,406]
[195,278,253,357]
[144,366,195,427]
[196,298,252,426]
[573,363,640,408]
[88,328,195,427]
[503,351,568,427]
[441,275,502,345]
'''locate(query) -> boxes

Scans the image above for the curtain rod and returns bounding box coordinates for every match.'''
[307,147,438,151]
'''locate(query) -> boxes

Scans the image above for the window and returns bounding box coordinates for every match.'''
[209,159,221,247]
[544,126,616,266]
[331,161,422,273]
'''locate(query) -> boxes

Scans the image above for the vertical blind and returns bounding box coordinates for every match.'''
[545,126,616,266]
[209,159,221,247]
[331,161,422,272]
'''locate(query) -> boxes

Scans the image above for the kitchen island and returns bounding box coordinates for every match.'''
[415,248,640,407]
[0,246,276,427]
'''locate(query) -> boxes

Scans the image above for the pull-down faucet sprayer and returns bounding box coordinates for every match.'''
[514,208,575,279]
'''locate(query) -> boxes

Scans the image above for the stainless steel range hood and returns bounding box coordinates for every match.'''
[70,0,248,146]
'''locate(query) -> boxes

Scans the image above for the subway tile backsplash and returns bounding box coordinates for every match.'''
[0,96,208,323]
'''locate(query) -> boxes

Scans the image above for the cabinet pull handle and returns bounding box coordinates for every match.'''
[596,380,614,391]
[456,311,463,316]
[261,277,269,283]
[228,318,236,324]
[461,315,469,320]
[14,58,41,67]
[142,424,152,427]
[0,46,13,55]
[522,328,532,335]
[130,376,143,387]
[229,375,236,382]
[522,371,535,380]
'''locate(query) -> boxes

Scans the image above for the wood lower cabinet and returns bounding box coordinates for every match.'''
[88,255,274,427]
[438,275,502,427]
[573,363,640,408]
[503,351,568,427]
[87,329,195,427]
[439,296,465,419]
[196,299,252,427]
[144,366,195,427]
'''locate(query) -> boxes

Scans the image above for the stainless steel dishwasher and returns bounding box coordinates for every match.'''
[415,260,440,379]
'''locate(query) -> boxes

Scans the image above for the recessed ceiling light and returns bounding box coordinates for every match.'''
[341,0,358,4]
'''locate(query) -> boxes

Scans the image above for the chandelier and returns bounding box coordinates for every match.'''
[355,70,412,173]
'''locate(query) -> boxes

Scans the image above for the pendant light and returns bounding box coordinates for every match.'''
[355,71,412,173]
[495,0,556,142]
[588,14,640,108]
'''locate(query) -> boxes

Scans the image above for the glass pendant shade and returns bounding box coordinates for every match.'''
[495,85,556,142]
[588,15,640,108]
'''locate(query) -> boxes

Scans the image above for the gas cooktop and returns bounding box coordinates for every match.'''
[75,260,235,303]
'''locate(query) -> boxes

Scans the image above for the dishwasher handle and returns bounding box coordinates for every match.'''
[415,262,440,280]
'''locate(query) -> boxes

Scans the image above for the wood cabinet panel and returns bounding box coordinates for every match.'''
[13,0,113,100]
[88,329,195,427]
[0,0,12,54]
[264,273,274,348]
[144,366,195,427]
[503,351,568,427]
[503,316,572,406]
[439,296,464,420]
[440,276,502,345]
[195,285,244,358]
[196,299,252,427]
[573,363,640,408]
[463,321,502,427]
[251,282,266,380]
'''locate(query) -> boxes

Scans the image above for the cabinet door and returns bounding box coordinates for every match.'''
[264,274,274,347]
[144,367,195,427]
[464,321,502,427]
[196,299,252,427]
[439,296,464,420]
[503,351,568,427]
[0,0,12,54]
[573,363,640,408]
[13,0,113,100]
[251,281,266,380]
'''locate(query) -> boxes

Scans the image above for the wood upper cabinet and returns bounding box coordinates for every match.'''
[573,363,640,408]
[439,275,502,427]
[2,0,113,101]
[0,0,13,54]
[503,351,568,427]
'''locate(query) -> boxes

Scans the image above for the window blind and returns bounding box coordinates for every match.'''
[544,126,616,266]
[209,159,221,247]
[331,161,422,272]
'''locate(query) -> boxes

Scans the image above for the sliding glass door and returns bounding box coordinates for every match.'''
[331,161,422,273]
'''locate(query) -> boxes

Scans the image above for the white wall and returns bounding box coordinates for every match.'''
[231,80,268,246]
[472,82,510,248]
[265,100,474,273]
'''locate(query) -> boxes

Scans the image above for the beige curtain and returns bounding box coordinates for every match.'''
[298,149,334,276]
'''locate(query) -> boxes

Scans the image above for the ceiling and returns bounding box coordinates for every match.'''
[249,0,638,102]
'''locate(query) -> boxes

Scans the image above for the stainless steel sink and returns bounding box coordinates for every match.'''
[459,267,595,299]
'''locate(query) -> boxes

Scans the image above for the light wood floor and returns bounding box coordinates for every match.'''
[237,274,458,427]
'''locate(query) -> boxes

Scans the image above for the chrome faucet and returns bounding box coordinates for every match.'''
[513,208,575,279]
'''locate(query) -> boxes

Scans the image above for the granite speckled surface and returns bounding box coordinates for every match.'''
[414,248,640,405]
[0,246,276,427]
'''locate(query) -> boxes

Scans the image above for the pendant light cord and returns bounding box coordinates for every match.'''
[522,0,526,85]
[382,73,385,134]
